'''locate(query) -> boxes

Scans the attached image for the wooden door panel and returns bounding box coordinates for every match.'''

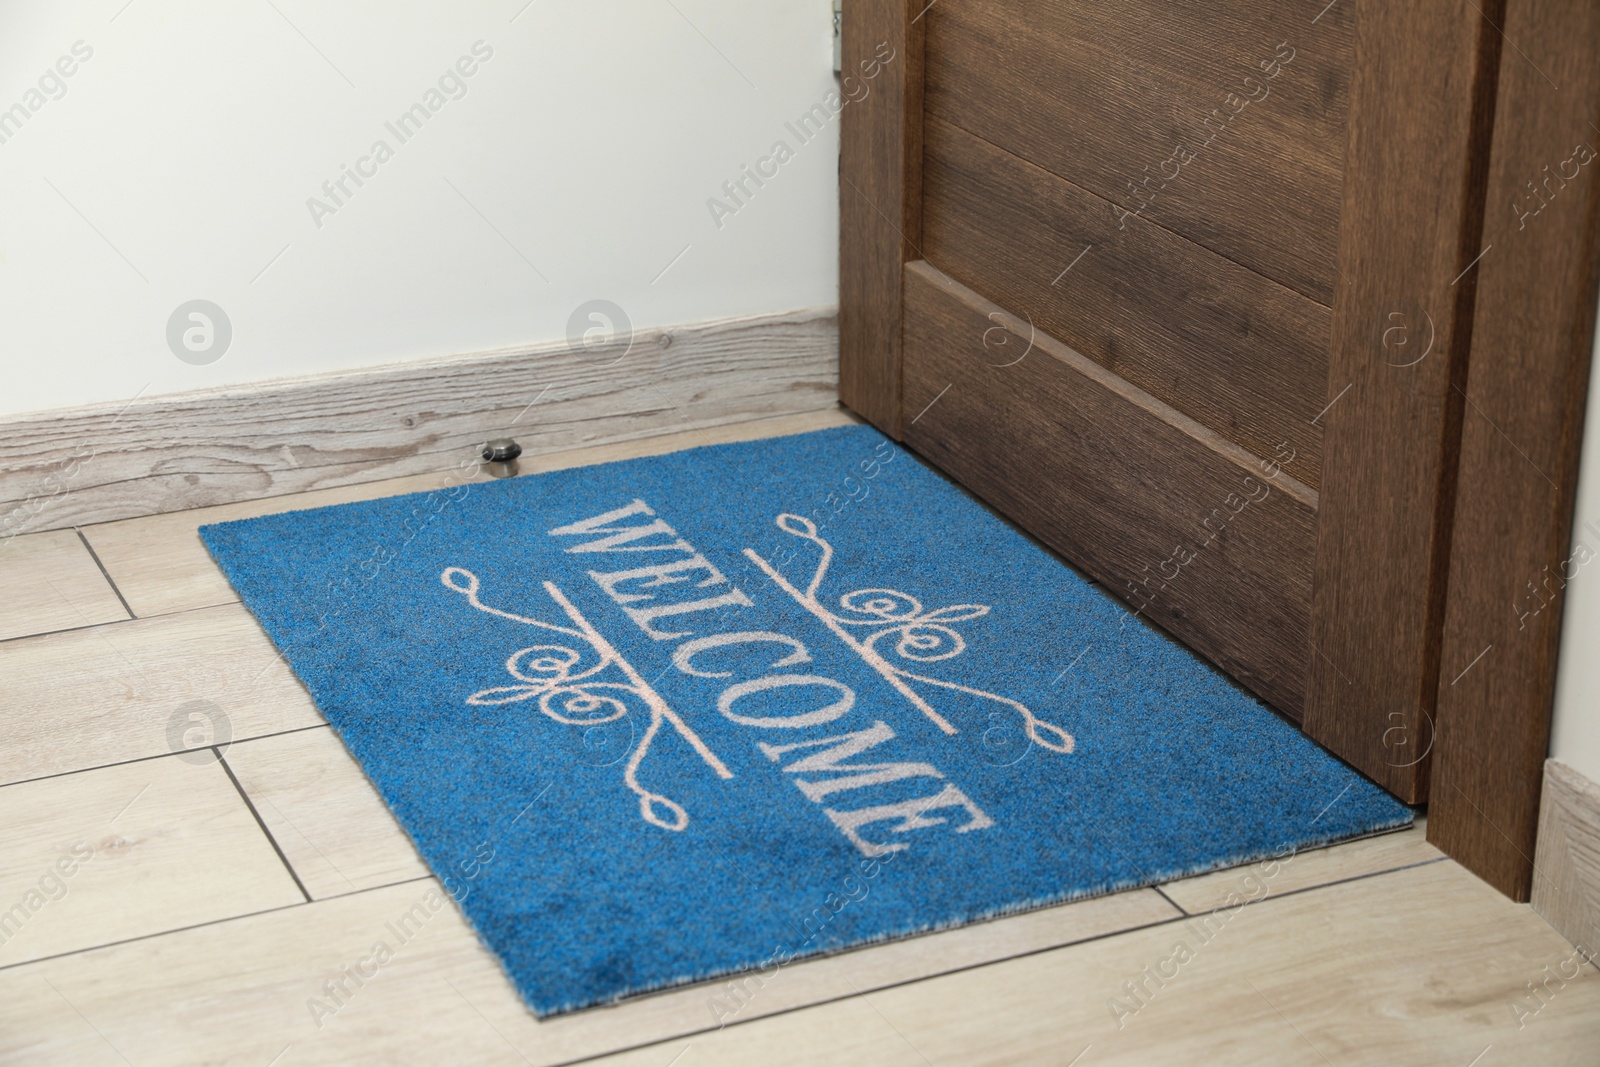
[902,261,1317,714]
[922,117,1331,488]
[842,0,1572,900]
[924,0,1354,304]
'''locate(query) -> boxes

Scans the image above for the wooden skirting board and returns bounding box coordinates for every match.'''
[1533,760,1600,957]
[0,307,839,536]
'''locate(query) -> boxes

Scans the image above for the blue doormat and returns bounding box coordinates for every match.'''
[201,424,1410,1017]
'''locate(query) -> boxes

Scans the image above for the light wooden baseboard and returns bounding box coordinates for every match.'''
[0,307,838,535]
[1532,759,1600,956]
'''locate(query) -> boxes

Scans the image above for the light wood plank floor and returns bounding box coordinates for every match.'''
[2,407,1595,1065]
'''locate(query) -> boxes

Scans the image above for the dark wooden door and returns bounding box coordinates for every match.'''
[840,0,1507,807]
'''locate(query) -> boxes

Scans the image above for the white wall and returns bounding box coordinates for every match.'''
[0,0,839,417]
[1551,299,1600,784]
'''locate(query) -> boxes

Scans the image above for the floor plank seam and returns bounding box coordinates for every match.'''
[0,723,331,791]
[0,831,1448,979]
[0,856,1463,1054]
[1152,885,1189,916]
[73,527,136,621]
[99,599,240,623]
[0,875,439,975]
[216,748,313,904]
[0,616,138,648]
[0,793,1446,993]
[545,918,1200,1067]
[1246,855,1450,909]
[545,858,1461,1067]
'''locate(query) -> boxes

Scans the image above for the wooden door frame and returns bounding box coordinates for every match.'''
[837,0,925,438]
[840,0,1600,900]
[1427,0,1600,900]
[1300,1,1503,810]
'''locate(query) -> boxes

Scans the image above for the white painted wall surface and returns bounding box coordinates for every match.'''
[1551,303,1600,783]
[0,1,840,417]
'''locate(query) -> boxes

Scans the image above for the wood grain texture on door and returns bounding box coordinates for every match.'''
[921,117,1331,487]
[1303,1,1505,804]
[923,0,1355,304]
[838,0,926,437]
[901,261,1317,714]
[1428,0,1600,901]
[839,3,1599,908]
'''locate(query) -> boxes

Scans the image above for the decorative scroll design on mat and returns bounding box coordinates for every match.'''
[743,516,1075,755]
[442,567,732,831]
